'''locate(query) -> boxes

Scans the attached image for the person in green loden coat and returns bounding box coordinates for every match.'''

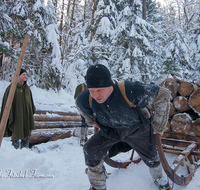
[0,68,36,149]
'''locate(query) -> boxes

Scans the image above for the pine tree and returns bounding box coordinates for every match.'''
[28,0,61,91]
[110,0,159,82]
[0,0,61,90]
[161,0,200,82]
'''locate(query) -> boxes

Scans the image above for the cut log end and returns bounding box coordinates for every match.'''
[188,88,200,116]
[171,113,192,135]
[192,118,200,137]
[173,96,190,112]
[177,82,196,97]
[159,78,178,100]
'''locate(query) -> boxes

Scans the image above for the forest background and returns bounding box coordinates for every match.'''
[0,0,199,94]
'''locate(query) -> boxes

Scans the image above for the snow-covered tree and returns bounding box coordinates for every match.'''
[110,0,159,82]
[161,0,200,82]
[0,0,61,91]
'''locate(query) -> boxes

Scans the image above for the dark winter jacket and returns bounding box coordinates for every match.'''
[0,81,36,139]
[76,80,165,140]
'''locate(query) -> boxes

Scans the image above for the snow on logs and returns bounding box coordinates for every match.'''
[156,77,200,137]
[30,111,93,145]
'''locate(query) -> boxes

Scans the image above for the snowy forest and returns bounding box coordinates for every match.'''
[0,0,199,93]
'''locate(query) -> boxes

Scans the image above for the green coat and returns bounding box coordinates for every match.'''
[0,81,36,139]
[74,83,87,99]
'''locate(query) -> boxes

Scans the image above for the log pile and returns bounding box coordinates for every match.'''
[158,77,200,138]
[29,110,93,146]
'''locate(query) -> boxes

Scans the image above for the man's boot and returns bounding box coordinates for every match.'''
[12,140,20,149]
[21,140,29,149]
[87,161,108,190]
[149,164,170,190]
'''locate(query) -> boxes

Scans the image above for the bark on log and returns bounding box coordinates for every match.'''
[159,78,178,100]
[29,128,72,144]
[169,102,176,117]
[34,115,81,121]
[165,121,171,132]
[171,113,192,135]
[35,121,82,129]
[188,88,200,116]
[192,118,200,137]
[173,96,190,112]
[177,82,197,97]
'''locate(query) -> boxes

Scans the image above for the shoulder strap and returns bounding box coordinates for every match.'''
[89,94,92,109]
[81,83,85,92]
[118,82,136,107]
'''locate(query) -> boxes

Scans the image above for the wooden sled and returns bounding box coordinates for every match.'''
[104,132,200,186]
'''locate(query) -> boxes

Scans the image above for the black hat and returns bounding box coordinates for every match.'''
[86,64,113,88]
[20,68,27,76]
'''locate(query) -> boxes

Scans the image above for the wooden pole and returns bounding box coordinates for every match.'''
[0,34,29,147]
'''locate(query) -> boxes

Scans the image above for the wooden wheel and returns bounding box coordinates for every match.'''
[156,134,200,186]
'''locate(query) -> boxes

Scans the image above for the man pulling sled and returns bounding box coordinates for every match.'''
[76,64,171,190]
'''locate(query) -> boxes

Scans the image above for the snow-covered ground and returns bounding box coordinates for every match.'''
[0,80,200,190]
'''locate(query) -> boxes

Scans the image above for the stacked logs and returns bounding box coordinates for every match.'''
[158,77,200,137]
[29,110,93,146]
[29,111,81,145]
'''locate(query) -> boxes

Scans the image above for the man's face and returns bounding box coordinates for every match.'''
[18,72,27,84]
[89,86,113,104]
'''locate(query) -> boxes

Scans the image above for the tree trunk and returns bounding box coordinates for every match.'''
[35,121,82,129]
[83,0,87,19]
[29,129,72,144]
[90,0,95,42]
[192,118,200,137]
[169,102,176,117]
[38,60,43,88]
[177,81,197,97]
[0,54,3,80]
[173,96,190,112]
[159,78,178,100]
[188,88,200,116]
[34,115,81,122]
[70,0,76,28]
[165,121,171,132]
[171,113,192,135]
[142,0,146,20]
[59,0,65,46]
